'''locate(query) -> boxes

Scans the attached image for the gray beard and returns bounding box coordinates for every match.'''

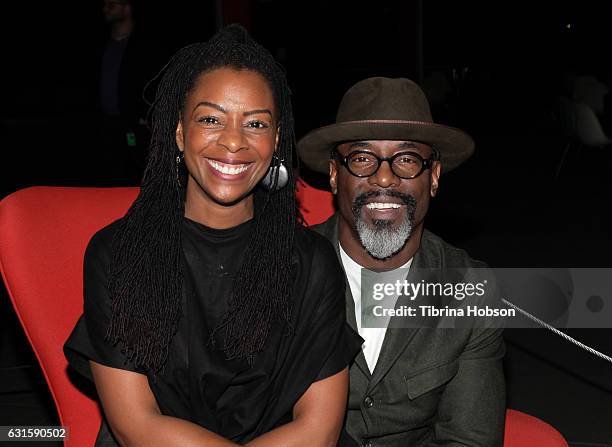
[351,190,417,260]
[355,214,413,260]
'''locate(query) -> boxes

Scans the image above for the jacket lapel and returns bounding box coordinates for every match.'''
[314,215,371,378]
[367,231,437,392]
[345,286,371,378]
[314,216,446,390]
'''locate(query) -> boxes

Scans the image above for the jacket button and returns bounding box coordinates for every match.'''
[363,441,373,447]
[363,396,374,408]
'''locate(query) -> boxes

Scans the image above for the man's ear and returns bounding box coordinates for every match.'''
[430,161,441,197]
[329,159,338,194]
[175,121,184,152]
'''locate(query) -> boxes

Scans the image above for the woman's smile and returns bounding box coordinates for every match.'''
[205,157,253,179]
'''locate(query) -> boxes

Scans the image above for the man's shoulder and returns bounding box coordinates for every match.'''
[309,214,337,243]
[420,229,487,269]
[294,222,340,267]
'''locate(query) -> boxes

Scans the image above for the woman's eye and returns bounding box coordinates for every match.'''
[197,116,220,125]
[246,120,269,129]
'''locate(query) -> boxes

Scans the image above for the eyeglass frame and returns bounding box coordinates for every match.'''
[332,145,440,179]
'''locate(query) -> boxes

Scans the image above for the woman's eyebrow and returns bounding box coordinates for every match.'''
[244,109,272,117]
[193,101,226,113]
[192,102,272,118]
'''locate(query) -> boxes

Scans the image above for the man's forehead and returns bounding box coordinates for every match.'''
[338,140,432,152]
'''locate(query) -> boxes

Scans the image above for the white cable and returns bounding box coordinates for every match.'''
[502,298,612,364]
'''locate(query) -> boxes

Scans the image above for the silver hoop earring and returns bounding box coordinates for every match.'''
[261,155,288,191]
[176,152,185,188]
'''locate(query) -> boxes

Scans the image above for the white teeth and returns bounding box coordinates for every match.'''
[207,159,249,175]
[366,202,401,210]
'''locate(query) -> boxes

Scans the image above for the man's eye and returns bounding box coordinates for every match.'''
[197,116,220,125]
[397,156,417,164]
[350,154,375,163]
[246,120,269,129]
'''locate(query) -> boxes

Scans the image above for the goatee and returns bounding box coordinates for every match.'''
[352,190,417,260]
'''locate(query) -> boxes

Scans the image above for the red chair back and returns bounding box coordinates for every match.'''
[0,186,139,447]
[296,178,335,226]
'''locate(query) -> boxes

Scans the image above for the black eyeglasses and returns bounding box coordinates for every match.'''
[333,149,439,179]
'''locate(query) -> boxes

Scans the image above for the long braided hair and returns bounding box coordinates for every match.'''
[106,24,297,374]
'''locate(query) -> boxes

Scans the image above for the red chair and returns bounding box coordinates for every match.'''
[296,177,335,226]
[504,409,568,447]
[0,186,568,446]
[0,186,139,447]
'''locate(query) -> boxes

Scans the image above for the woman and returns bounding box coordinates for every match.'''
[64,25,362,446]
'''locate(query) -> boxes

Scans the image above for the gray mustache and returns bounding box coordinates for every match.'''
[352,190,416,214]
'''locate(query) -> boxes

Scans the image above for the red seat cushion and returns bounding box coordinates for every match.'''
[504,409,568,446]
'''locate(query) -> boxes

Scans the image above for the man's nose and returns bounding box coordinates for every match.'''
[368,160,400,188]
[217,122,248,153]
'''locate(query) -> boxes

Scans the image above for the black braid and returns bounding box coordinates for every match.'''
[106,24,297,373]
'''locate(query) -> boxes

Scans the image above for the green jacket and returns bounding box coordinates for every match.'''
[312,214,506,447]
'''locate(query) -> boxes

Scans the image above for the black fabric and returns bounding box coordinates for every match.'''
[64,217,362,444]
[100,37,129,116]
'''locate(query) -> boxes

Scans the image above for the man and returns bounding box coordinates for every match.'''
[96,0,168,185]
[100,0,142,123]
[298,77,505,446]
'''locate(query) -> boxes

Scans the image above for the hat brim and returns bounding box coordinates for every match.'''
[297,120,475,174]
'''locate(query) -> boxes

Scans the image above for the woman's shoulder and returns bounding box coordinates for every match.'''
[294,225,341,274]
[85,218,124,261]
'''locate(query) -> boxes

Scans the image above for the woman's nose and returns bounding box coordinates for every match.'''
[217,122,248,153]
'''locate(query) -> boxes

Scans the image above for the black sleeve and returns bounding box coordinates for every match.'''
[63,222,141,381]
[307,236,363,382]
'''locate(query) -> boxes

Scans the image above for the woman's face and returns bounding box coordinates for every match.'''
[176,68,277,207]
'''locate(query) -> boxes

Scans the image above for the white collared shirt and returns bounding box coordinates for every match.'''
[339,244,413,373]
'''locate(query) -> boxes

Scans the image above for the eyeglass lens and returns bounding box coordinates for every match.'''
[346,152,423,178]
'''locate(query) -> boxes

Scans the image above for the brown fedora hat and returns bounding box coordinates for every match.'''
[298,77,475,174]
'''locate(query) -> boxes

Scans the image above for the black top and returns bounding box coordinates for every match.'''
[64,217,362,443]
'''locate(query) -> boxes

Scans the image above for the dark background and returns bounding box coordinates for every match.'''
[1,1,611,446]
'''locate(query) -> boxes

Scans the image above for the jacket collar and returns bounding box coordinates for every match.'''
[313,213,438,387]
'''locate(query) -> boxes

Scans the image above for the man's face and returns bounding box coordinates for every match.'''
[103,0,130,23]
[330,140,441,260]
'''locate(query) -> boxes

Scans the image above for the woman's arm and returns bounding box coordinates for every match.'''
[90,361,239,447]
[245,367,349,447]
